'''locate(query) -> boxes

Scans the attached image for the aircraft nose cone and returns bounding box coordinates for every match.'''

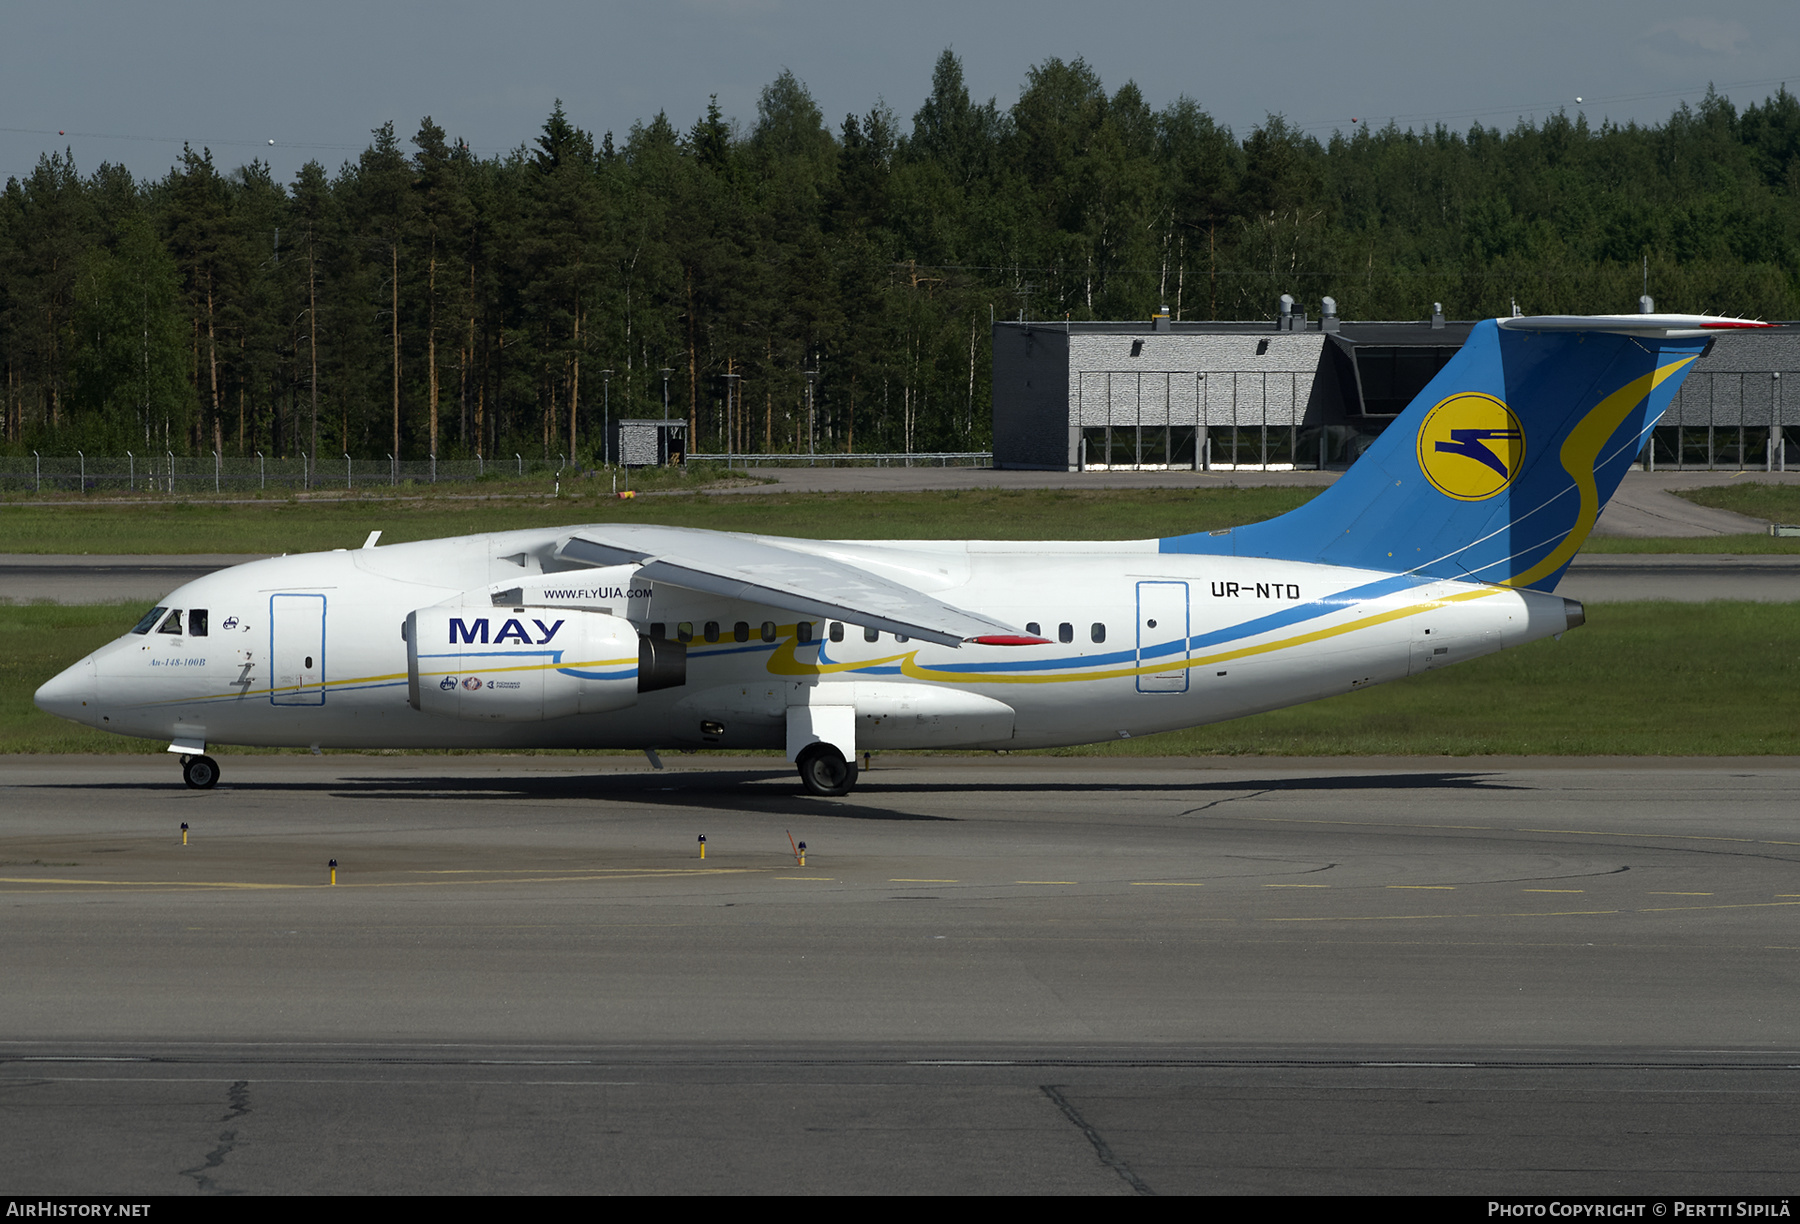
[34,656,97,723]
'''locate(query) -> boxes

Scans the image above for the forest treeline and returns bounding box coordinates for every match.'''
[3,51,1798,461]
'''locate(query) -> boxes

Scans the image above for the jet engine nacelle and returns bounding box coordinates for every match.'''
[407,605,677,721]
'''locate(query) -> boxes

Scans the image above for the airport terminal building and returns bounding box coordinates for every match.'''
[991,300,1800,471]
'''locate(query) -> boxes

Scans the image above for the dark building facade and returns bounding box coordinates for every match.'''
[992,307,1800,471]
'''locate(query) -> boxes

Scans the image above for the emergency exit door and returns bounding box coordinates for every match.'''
[270,593,326,705]
[1136,581,1190,693]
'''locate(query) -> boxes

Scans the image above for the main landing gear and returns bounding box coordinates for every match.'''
[796,744,857,797]
[180,754,220,789]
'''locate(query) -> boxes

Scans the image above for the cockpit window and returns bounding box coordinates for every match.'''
[157,609,183,634]
[189,609,208,637]
[131,606,168,635]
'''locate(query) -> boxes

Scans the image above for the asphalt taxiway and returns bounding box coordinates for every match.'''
[2,753,1797,1194]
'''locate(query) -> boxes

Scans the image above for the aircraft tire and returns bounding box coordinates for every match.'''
[796,744,857,796]
[182,755,220,790]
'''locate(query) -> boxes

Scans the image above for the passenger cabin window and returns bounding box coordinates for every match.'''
[131,606,168,635]
[704,621,720,643]
[733,621,749,643]
[157,610,183,634]
[796,622,813,644]
[1058,622,1074,644]
[829,622,844,642]
[1091,623,1106,643]
[761,622,777,643]
[650,622,666,640]
[189,609,208,637]
[895,634,909,644]
[864,626,879,642]
[677,622,694,643]
[1026,622,1041,636]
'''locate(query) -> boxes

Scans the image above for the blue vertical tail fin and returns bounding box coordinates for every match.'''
[1161,315,1770,590]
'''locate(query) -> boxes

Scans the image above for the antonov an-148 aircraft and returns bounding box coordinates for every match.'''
[35,313,1768,794]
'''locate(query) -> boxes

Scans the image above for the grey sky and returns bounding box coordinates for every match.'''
[4,1,1796,187]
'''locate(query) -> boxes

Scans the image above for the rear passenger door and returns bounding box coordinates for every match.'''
[1135,581,1190,693]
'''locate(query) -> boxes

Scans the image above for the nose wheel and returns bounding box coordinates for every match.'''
[180,754,220,789]
[796,744,857,796]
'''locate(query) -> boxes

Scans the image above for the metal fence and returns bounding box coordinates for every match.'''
[1,450,997,492]
[698,451,993,468]
[0,452,573,494]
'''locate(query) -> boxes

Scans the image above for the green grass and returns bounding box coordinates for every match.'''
[1674,481,1800,523]
[8,602,1796,757]
[0,487,1322,555]
[7,480,1800,555]
[1060,601,1800,757]
[1578,534,1800,553]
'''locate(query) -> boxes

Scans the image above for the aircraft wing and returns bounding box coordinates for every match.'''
[556,525,1025,648]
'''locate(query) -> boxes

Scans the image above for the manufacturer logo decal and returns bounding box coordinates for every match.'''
[221,616,240,630]
[440,676,458,690]
[462,676,483,691]
[1417,393,1526,501]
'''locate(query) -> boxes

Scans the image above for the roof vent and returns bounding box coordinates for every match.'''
[1278,294,1294,331]
[1639,294,1654,314]
[1431,301,1445,330]
[1321,296,1339,334]
[1153,306,1171,333]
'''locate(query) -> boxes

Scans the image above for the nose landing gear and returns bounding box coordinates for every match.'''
[180,754,220,789]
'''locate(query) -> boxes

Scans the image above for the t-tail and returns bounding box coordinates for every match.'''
[1161,314,1773,590]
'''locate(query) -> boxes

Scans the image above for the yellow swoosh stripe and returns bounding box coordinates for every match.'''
[1503,355,1695,589]
[764,587,1502,685]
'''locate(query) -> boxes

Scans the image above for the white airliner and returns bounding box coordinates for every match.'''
[35,313,1767,794]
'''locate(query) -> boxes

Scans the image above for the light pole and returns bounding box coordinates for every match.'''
[804,369,818,461]
[722,372,741,468]
[601,370,613,467]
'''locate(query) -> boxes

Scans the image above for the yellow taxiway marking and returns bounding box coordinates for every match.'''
[1270,899,1800,924]
[1264,883,1329,888]
[1132,882,1204,887]
[1388,885,1456,890]
[0,868,766,892]
[776,876,835,881]
[890,878,958,883]
[1648,891,1713,896]
[1523,889,1584,893]
[1015,881,1078,885]
[0,877,305,890]
[1273,909,1619,922]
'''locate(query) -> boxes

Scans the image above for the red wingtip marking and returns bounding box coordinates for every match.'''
[1699,320,1774,329]
[969,635,1052,646]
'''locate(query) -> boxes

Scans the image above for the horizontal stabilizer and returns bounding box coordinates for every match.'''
[556,525,1020,648]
